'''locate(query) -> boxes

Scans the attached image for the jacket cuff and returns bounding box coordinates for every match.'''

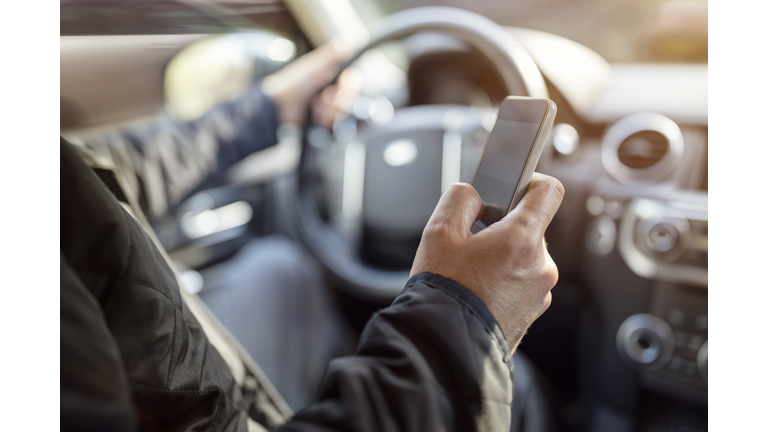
[403,272,513,361]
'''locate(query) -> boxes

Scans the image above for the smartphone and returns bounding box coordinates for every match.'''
[471,96,557,226]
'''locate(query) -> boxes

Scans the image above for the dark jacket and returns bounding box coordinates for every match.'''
[61,88,516,431]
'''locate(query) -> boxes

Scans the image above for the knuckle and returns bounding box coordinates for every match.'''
[552,180,565,200]
[540,262,559,290]
[450,182,474,193]
[423,221,450,242]
[543,176,565,200]
[510,213,537,234]
[532,175,565,201]
[445,182,476,200]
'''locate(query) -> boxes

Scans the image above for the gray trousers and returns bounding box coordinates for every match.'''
[198,236,355,412]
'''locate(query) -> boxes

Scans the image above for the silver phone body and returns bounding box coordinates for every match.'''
[471,96,557,226]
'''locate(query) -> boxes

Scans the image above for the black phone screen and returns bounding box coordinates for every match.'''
[473,117,542,211]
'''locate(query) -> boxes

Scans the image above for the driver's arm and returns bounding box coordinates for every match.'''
[77,86,281,222]
[74,40,351,223]
[276,177,563,431]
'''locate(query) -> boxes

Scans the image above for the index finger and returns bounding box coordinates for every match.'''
[426,183,485,239]
[495,173,564,237]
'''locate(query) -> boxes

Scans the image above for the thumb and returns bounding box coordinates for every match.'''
[426,183,485,239]
[497,173,564,238]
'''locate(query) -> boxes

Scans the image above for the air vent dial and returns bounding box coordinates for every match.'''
[618,130,669,169]
[601,113,684,185]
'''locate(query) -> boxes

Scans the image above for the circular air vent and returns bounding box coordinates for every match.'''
[617,131,668,169]
[601,113,684,185]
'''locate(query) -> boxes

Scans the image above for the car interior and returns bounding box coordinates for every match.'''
[60,0,708,431]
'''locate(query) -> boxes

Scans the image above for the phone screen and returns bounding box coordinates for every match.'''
[472,99,548,221]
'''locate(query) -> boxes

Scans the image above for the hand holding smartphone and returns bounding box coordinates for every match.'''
[471,96,557,226]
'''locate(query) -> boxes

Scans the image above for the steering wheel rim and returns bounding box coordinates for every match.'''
[295,6,548,301]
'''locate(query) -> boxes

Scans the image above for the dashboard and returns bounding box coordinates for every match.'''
[402,31,708,430]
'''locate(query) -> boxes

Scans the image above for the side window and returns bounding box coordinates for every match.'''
[164,31,298,121]
[61,0,309,123]
[162,0,310,120]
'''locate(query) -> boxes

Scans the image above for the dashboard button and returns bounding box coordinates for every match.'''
[586,216,616,256]
[586,195,605,216]
[616,314,675,370]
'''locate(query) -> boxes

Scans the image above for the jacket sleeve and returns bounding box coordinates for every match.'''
[76,86,279,222]
[276,272,515,432]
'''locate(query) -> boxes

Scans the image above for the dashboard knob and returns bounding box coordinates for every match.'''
[616,313,675,370]
[635,215,691,262]
[586,216,616,256]
[697,340,708,383]
[646,221,680,253]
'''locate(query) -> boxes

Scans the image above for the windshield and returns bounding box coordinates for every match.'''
[350,0,707,64]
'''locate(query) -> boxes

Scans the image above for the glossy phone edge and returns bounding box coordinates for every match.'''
[506,96,557,214]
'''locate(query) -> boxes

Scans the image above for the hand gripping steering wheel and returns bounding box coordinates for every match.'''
[295,7,549,302]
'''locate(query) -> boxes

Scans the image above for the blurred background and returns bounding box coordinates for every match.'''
[61,0,707,132]
[352,0,707,64]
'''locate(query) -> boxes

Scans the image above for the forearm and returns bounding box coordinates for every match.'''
[79,86,280,222]
[276,272,514,432]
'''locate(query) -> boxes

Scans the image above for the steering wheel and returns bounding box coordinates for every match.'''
[295,7,549,302]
